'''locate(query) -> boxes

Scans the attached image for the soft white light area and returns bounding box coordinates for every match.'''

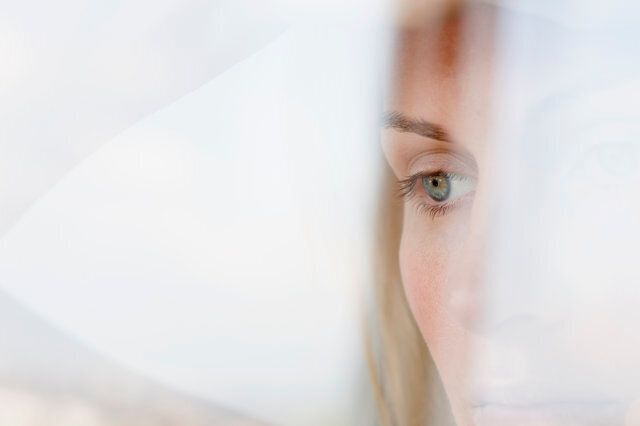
[0,0,289,238]
[494,0,640,29]
[470,4,640,423]
[0,24,385,425]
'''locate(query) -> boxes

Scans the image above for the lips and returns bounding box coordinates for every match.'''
[464,312,640,425]
[472,382,620,408]
[470,382,625,426]
[472,401,625,426]
[469,368,626,425]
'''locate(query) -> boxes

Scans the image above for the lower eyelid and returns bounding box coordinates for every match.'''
[414,198,464,219]
[411,189,475,219]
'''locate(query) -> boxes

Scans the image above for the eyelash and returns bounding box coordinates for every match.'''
[397,171,469,219]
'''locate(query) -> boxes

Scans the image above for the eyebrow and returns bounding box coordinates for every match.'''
[383,111,451,142]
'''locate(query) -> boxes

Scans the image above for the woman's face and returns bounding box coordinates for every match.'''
[382,6,495,425]
[383,4,640,426]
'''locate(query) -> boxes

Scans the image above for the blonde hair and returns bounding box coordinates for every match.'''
[366,164,453,426]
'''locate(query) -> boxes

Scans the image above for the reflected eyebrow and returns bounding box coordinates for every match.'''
[384,111,451,142]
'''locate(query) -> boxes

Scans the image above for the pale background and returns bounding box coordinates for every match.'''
[0,2,388,424]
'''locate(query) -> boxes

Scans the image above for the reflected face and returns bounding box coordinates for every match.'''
[382,4,640,426]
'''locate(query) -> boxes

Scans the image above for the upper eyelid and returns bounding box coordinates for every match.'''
[382,128,478,184]
[405,149,478,178]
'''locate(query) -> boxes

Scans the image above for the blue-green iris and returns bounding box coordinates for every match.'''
[422,174,451,202]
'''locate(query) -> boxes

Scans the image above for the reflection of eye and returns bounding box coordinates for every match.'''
[597,141,638,177]
[399,171,476,218]
[563,120,640,186]
[568,141,640,187]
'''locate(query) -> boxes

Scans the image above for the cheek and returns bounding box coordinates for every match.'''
[399,211,477,425]
[398,209,474,376]
[399,214,452,354]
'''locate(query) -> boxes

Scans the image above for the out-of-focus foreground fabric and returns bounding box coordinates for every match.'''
[0,1,388,424]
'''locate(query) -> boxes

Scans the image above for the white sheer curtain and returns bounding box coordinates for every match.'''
[0,1,388,425]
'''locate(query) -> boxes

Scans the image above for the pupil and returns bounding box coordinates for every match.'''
[432,179,439,187]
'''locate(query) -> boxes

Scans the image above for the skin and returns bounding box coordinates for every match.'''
[383,4,496,425]
[383,3,640,425]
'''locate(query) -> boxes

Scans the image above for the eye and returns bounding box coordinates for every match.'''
[422,172,475,203]
[422,174,451,201]
[399,171,476,218]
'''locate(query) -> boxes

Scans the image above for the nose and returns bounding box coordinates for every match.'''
[483,195,568,335]
[445,169,563,335]
[443,160,493,332]
[444,207,488,333]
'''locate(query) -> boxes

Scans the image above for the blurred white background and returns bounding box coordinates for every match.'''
[0,16,387,424]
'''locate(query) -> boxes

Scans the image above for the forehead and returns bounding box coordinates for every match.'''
[388,4,606,141]
[386,2,640,156]
[387,4,500,143]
